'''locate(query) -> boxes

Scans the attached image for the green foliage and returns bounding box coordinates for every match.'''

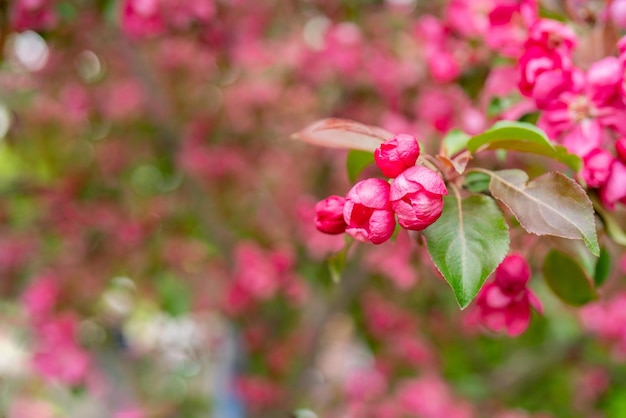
[346,149,375,182]
[594,247,611,287]
[487,169,599,256]
[463,171,491,193]
[156,275,191,317]
[441,129,470,157]
[543,250,597,306]
[424,193,510,308]
[467,121,582,171]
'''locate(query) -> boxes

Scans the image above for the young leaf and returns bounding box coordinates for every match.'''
[594,247,611,287]
[593,197,626,246]
[292,118,392,152]
[423,193,510,309]
[464,171,491,193]
[487,169,599,256]
[543,249,597,306]
[466,121,581,171]
[441,129,470,157]
[346,150,375,182]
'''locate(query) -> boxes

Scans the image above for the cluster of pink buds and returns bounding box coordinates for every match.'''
[314,134,447,245]
[475,254,542,337]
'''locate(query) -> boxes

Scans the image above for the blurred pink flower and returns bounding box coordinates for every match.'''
[10,0,57,31]
[32,315,91,385]
[120,0,165,38]
[22,274,59,322]
[476,254,542,336]
[315,195,347,235]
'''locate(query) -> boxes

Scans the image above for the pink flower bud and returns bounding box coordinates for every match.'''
[374,134,421,178]
[343,178,395,245]
[616,138,626,163]
[389,166,447,231]
[314,195,347,235]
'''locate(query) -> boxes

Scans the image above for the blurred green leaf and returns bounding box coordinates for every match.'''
[424,193,510,309]
[441,129,470,157]
[157,275,191,317]
[543,250,597,306]
[346,149,374,182]
[594,247,611,287]
[593,197,626,246]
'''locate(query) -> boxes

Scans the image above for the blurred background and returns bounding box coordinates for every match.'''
[2,0,626,417]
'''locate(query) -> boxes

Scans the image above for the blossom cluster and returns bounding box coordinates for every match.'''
[517,18,626,208]
[315,134,447,244]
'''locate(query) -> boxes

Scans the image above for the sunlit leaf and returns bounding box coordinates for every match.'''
[441,129,470,157]
[467,121,581,171]
[543,250,597,306]
[487,169,599,256]
[292,118,392,152]
[423,193,510,309]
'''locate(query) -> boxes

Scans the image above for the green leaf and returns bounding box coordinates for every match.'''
[156,275,191,317]
[593,197,626,246]
[466,121,582,171]
[487,169,599,256]
[346,150,375,182]
[423,193,510,309]
[543,250,597,306]
[464,172,491,193]
[441,129,470,157]
[594,247,611,287]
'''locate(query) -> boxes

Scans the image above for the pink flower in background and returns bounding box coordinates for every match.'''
[601,160,626,209]
[389,166,447,231]
[486,0,537,57]
[22,275,59,322]
[364,229,417,289]
[314,195,347,234]
[10,0,57,31]
[476,254,541,336]
[114,408,146,418]
[581,148,614,188]
[8,399,57,418]
[32,315,91,385]
[610,0,626,29]
[518,20,577,108]
[374,134,421,178]
[121,0,165,38]
[445,0,494,38]
[343,178,396,245]
[396,374,474,418]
